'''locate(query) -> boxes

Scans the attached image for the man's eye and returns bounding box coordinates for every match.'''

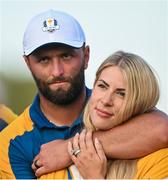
[38,58,49,63]
[62,53,72,60]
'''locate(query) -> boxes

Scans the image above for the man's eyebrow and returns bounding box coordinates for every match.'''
[62,48,76,53]
[31,53,46,59]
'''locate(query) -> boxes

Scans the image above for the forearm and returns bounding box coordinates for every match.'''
[34,110,168,175]
[94,109,168,159]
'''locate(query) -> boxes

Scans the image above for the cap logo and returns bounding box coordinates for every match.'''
[42,18,59,32]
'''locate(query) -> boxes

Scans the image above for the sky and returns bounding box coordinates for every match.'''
[0,0,167,113]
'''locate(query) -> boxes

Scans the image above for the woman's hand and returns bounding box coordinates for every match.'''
[68,129,107,179]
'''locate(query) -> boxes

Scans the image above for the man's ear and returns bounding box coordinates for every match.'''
[23,55,31,69]
[84,45,90,69]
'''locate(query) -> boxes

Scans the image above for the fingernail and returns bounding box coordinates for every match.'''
[75,132,79,136]
[95,138,99,143]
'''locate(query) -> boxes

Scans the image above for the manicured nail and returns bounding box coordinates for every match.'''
[75,132,79,136]
[95,138,99,143]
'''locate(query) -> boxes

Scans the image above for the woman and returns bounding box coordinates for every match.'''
[68,50,168,179]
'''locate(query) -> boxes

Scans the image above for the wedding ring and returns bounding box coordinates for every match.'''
[73,149,81,156]
[34,160,40,169]
[71,148,81,157]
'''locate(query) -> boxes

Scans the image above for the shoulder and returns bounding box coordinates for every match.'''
[138,148,168,164]
[0,106,35,177]
[135,148,168,179]
[0,106,33,142]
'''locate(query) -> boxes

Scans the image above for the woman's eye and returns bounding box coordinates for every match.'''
[97,83,106,89]
[116,91,125,97]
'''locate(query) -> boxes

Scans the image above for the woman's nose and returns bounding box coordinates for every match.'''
[101,92,114,106]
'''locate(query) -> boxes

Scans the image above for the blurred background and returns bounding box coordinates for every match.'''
[0,0,167,115]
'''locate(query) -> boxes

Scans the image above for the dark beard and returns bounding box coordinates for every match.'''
[31,65,85,106]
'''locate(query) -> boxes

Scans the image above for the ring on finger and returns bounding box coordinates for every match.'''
[34,160,41,169]
[73,149,81,156]
[71,148,81,157]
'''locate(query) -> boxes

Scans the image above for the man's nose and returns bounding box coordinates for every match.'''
[51,60,64,77]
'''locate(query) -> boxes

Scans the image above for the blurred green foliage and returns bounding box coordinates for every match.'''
[1,76,37,115]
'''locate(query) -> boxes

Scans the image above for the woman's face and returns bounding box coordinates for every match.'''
[89,66,126,130]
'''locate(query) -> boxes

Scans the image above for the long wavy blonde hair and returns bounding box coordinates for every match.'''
[83,51,160,179]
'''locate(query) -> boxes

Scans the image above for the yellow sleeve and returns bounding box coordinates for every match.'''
[135,148,168,179]
[0,107,32,179]
[39,169,69,179]
[0,104,17,124]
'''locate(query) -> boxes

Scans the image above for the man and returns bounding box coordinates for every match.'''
[0,9,168,179]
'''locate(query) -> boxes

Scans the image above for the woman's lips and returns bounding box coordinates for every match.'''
[95,108,113,118]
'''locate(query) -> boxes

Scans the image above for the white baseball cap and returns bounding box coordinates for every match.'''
[23,9,86,55]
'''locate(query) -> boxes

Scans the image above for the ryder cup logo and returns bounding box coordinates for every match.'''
[42,18,59,32]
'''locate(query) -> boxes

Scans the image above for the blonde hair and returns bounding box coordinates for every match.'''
[83,50,160,178]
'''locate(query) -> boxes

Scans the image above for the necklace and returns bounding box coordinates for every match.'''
[49,120,62,127]
[40,104,61,126]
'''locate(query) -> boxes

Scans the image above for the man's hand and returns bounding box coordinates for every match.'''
[32,139,72,177]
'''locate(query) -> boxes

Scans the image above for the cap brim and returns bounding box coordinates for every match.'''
[24,41,84,56]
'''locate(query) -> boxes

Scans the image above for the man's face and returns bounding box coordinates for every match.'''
[25,44,89,105]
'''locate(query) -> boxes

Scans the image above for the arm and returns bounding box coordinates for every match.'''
[0,130,36,179]
[34,109,168,176]
[94,109,168,159]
